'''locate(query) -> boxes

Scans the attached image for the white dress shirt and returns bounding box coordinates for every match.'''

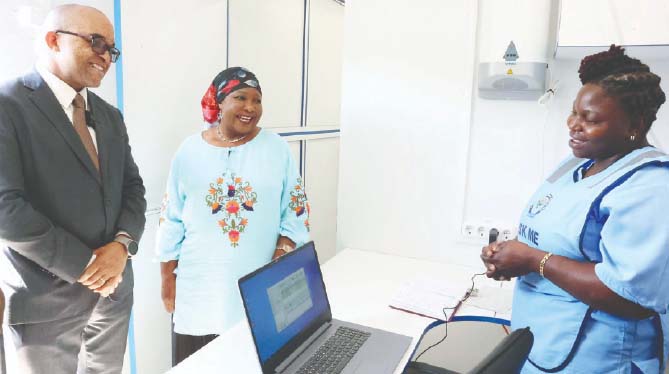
[35,64,98,151]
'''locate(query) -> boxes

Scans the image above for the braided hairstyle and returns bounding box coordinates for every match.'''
[578,45,666,132]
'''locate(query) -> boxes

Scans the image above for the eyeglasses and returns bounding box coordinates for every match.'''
[55,30,121,63]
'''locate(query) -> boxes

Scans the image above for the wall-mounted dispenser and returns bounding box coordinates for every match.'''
[478,41,547,100]
[475,0,555,101]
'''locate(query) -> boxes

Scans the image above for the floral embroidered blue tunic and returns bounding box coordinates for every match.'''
[156,129,310,335]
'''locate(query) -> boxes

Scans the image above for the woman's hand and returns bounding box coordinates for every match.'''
[272,236,296,260]
[161,274,176,313]
[160,260,178,313]
[480,239,543,280]
[271,248,285,260]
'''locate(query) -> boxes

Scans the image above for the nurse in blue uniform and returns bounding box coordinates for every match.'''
[481,45,669,373]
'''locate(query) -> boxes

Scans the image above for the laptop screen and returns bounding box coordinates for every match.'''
[238,242,331,370]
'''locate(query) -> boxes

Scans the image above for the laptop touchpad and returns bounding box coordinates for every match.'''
[352,358,392,373]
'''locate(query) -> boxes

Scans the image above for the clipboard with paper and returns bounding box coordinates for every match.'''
[388,277,471,321]
[388,276,514,322]
[389,231,514,322]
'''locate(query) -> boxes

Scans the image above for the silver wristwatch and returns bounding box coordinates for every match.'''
[114,235,138,257]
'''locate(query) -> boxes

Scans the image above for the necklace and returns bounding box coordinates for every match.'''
[216,124,247,143]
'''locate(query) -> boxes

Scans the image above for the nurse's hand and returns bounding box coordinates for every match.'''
[481,239,543,280]
[480,243,508,280]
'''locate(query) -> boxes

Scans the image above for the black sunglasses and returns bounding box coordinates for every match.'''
[55,30,121,63]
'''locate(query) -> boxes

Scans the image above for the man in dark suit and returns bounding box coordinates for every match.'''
[0,5,146,373]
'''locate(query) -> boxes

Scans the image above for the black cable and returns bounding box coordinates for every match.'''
[412,272,487,362]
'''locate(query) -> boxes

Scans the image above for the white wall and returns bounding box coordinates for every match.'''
[303,0,345,260]
[122,0,228,210]
[306,0,344,127]
[338,0,481,264]
[463,0,558,239]
[647,60,669,151]
[559,0,669,47]
[228,0,304,128]
[305,137,340,260]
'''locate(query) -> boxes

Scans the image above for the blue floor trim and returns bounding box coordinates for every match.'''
[113,2,137,374]
[128,309,138,373]
[113,0,124,114]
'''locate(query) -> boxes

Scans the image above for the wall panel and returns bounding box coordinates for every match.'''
[306,0,344,127]
[228,0,305,128]
[305,137,340,261]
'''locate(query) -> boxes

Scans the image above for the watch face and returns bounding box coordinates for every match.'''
[127,240,139,255]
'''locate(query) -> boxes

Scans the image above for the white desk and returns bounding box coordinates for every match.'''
[167,249,513,374]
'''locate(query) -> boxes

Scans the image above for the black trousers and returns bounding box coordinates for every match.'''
[172,328,219,367]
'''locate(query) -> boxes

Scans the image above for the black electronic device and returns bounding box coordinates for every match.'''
[488,228,499,245]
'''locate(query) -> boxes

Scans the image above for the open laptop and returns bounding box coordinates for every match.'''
[238,241,412,374]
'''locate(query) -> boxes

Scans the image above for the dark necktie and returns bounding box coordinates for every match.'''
[72,93,99,172]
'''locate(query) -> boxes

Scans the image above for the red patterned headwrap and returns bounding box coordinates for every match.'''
[200,67,262,124]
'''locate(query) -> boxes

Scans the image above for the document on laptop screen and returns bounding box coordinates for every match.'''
[268,268,314,333]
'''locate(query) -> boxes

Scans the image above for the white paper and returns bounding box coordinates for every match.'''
[389,277,470,321]
[464,285,513,314]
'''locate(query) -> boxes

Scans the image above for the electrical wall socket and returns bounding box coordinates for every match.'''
[461,222,517,244]
[500,227,516,241]
[461,221,490,242]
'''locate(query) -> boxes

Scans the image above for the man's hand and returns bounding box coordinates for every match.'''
[97,274,123,297]
[78,242,128,292]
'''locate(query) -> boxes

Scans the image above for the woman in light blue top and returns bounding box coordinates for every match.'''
[156,67,310,365]
[481,45,669,373]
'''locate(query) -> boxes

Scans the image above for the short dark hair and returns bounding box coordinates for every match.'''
[578,45,666,131]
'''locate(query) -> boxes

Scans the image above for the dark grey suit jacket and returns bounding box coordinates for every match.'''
[0,71,146,324]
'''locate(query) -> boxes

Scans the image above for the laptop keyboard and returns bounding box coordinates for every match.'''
[296,326,371,374]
